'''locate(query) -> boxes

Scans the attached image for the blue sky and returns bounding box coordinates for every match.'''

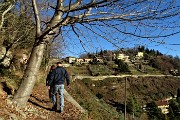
[53,0,180,58]
[62,25,180,58]
[151,34,180,57]
[63,34,180,58]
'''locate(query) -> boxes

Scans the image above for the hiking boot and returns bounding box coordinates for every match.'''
[58,110,63,113]
[52,106,57,111]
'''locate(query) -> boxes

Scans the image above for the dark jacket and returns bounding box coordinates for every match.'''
[46,71,53,86]
[47,66,70,86]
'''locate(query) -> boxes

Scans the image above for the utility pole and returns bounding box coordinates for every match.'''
[124,77,127,120]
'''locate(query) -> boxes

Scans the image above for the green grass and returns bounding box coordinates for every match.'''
[88,64,113,76]
[128,64,163,75]
[145,66,163,75]
[68,65,90,75]
[66,61,165,77]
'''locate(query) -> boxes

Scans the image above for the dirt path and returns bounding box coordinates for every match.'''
[0,83,83,120]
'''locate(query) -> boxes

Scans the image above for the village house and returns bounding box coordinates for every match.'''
[117,53,124,60]
[64,57,94,64]
[113,53,116,60]
[76,58,84,64]
[136,52,144,58]
[94,56,103,63]
[63,51,145,65]
[155,100,169,114]
[84,58,93,63]
[170,69,179,75]
[116,53,130,63]
[65,57,76,63]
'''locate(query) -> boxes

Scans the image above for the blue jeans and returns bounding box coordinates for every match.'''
[52,84,64,111]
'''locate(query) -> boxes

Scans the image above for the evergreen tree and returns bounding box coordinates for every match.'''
[138,46,145,52]
[146,102,164,120]
[115,59,130,73]
[168,105,175,120]
[168,99,180,119]
[127,95,142,117]
[145,48,150,54]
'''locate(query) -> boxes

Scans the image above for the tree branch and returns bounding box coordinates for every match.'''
[63,0,82,12]
[0,0,15,30]
[71,25,87,51]
[32,0,41,36]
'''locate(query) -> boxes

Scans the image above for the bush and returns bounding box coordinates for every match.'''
[0,68,11,76]
[96,93,103,99]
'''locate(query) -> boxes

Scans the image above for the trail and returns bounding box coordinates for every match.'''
[0,83,83,120]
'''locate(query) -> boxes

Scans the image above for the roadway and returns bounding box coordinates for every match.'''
[75,74,175,81]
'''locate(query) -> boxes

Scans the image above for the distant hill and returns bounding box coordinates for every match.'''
[66,46,180,76]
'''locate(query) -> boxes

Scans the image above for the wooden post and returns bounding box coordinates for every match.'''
[124,77,127,120]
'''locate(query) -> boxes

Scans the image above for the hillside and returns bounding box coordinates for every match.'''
[1,69,180,119]
[68,79,123,120]
[0,46,180,119]
[65,46,180,76]
[72,76,180,119]
[81,76,180,105]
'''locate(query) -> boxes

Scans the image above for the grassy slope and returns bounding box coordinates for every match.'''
[81,76,180,106]
[79,76,180,119]
[67,62,164,77]
[68,79,124,120]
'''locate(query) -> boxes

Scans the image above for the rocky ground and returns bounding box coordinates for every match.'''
[0,83,84,120]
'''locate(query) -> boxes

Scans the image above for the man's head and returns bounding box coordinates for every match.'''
[50,65,56,70]
[56,62,62,66]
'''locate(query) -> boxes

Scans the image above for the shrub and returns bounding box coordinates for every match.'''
[96,93,103,99]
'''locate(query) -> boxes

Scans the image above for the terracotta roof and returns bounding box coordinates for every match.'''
[155,100,168,106]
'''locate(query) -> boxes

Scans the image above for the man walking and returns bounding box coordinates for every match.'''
[47,62,70,113]
[46,65,56,101]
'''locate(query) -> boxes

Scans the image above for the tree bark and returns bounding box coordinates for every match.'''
[13,42,45,106]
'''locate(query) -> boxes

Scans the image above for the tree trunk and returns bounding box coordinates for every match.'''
[13,42,45,106]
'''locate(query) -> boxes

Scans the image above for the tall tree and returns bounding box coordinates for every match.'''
[12,0,180,106]
[127,95,142,118]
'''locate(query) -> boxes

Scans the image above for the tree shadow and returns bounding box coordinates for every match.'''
[28,95,52,111]
[28,99,52,111]
[108,99,125,112]
[30,94,49,103]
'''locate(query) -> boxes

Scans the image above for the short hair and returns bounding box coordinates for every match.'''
[56,62,62,64]
[50,65,56,70]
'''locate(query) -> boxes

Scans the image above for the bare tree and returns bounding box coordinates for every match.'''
[12,0,180,106]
